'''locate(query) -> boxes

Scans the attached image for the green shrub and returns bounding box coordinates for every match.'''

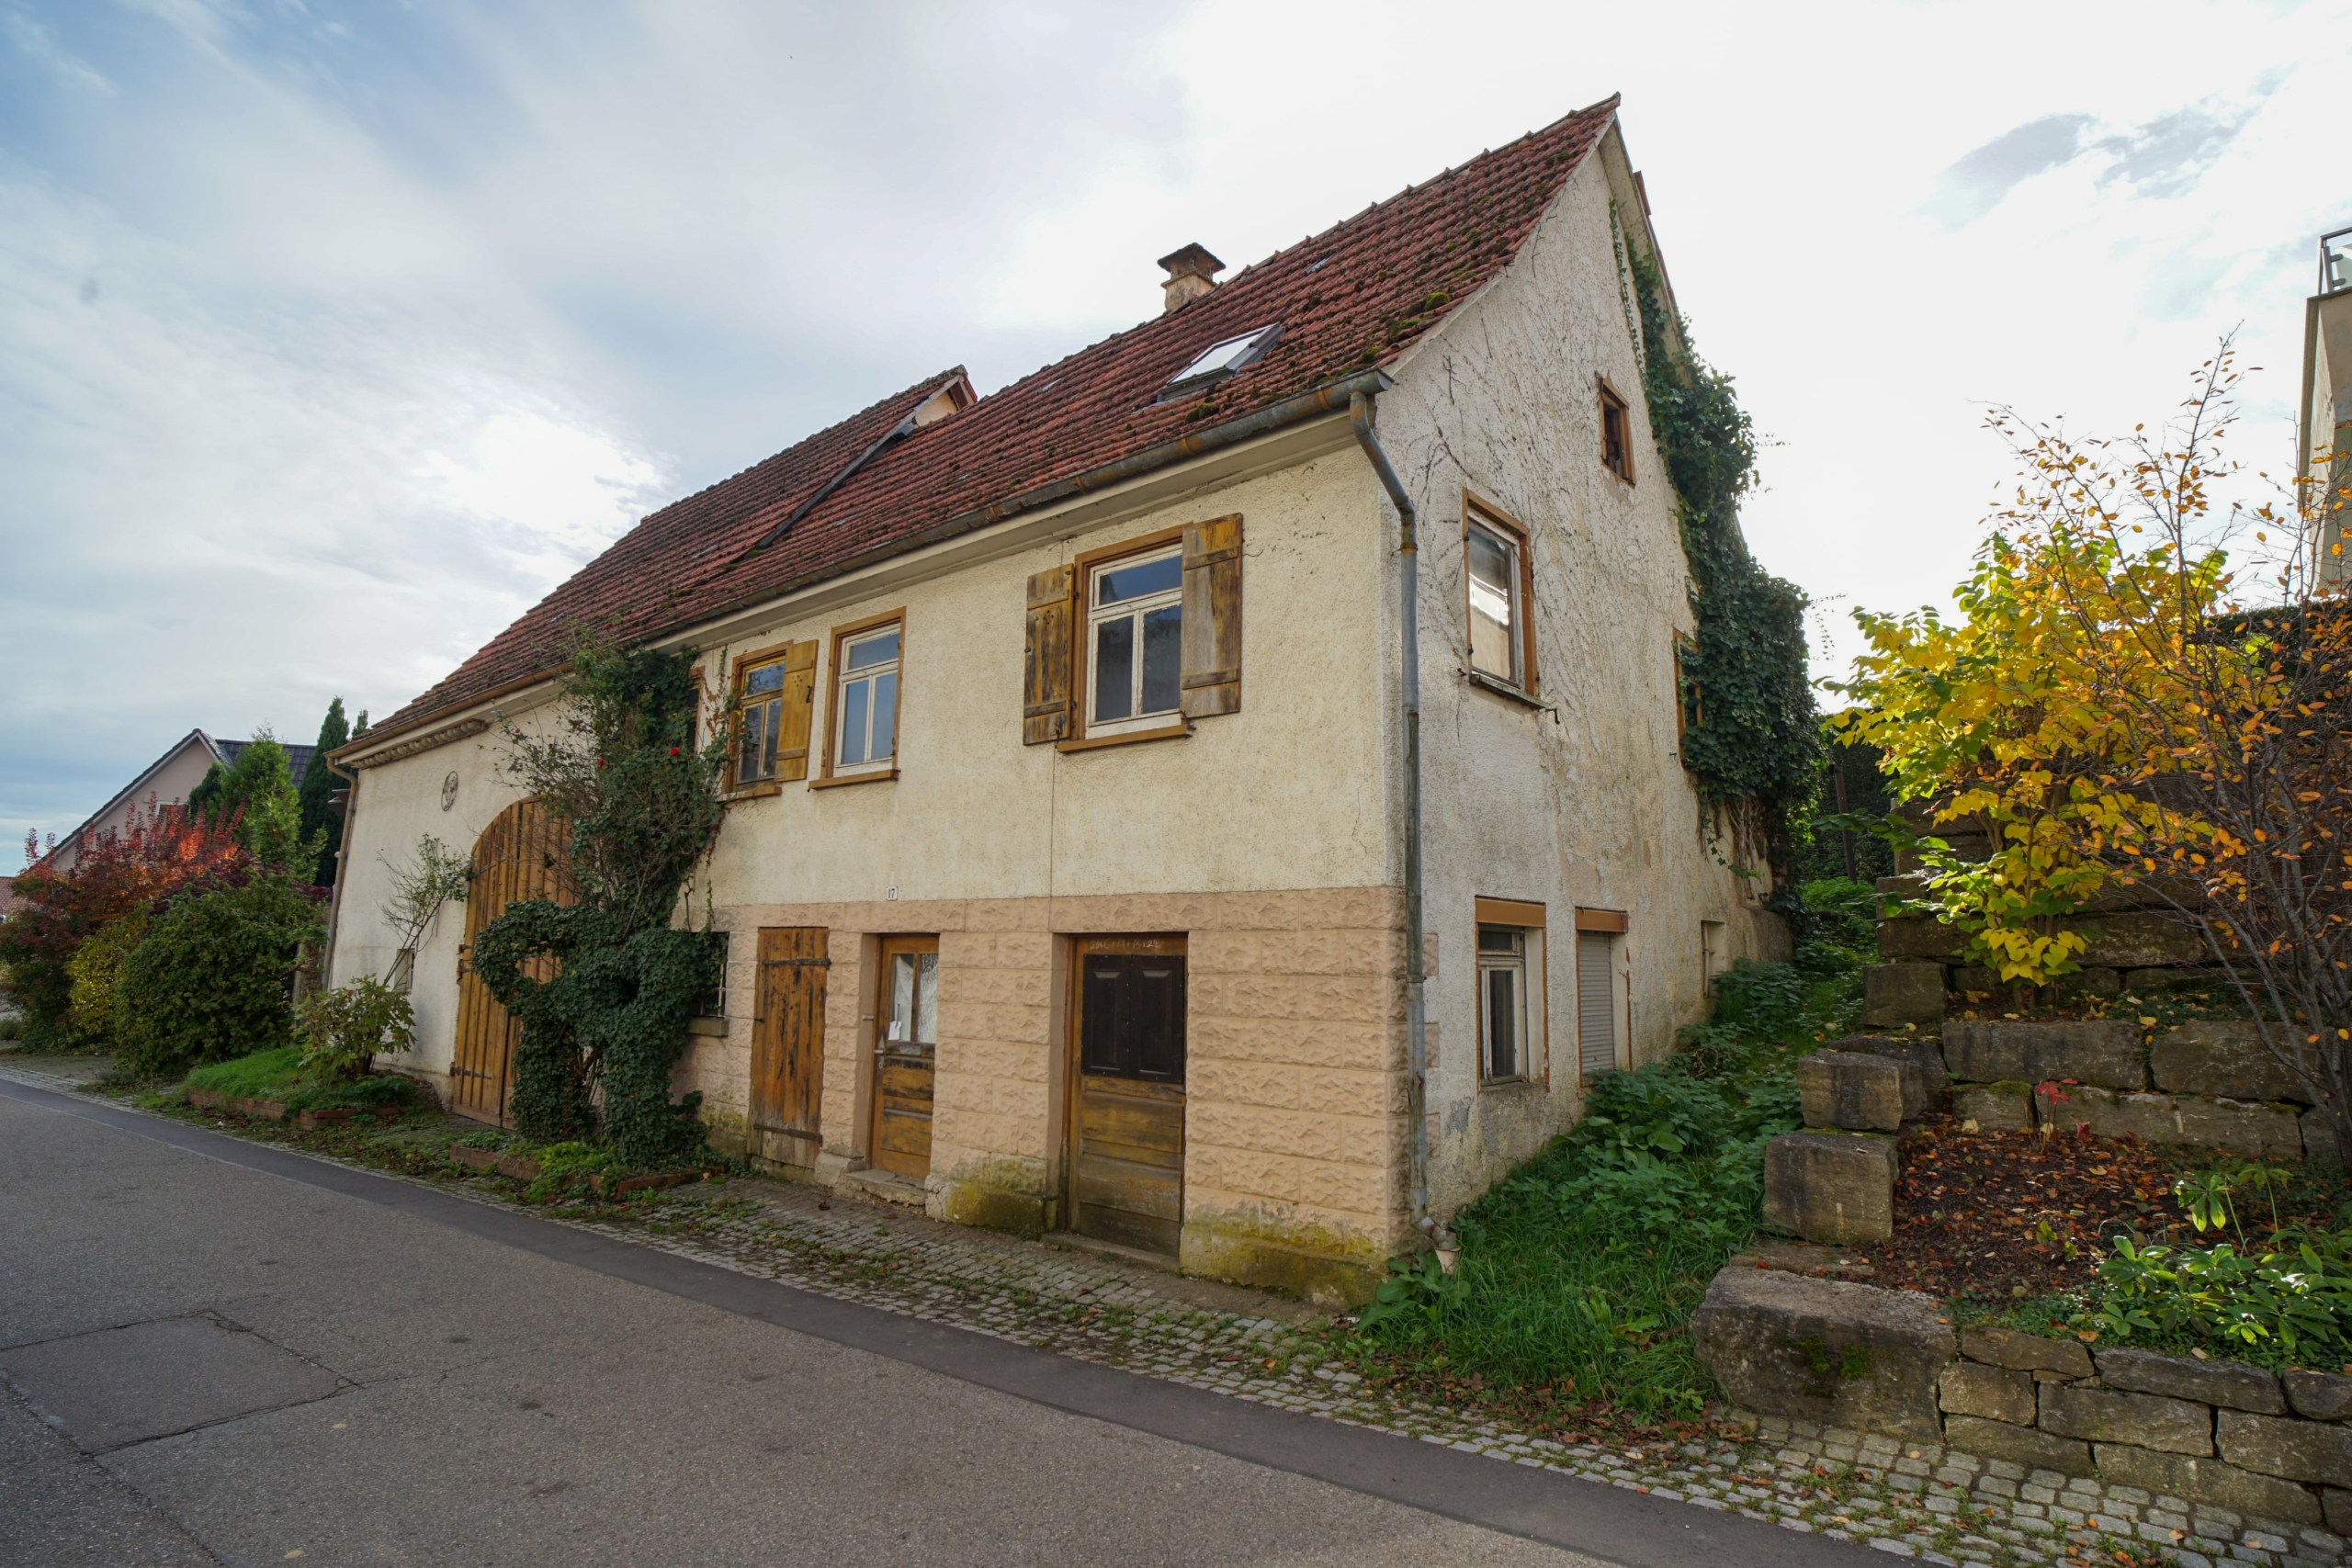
[65,911,147,1039]
[298,975,414,1080]
[0,1010,22,1042]
[2076,1235,2352,1365]
[114,878,322,1077]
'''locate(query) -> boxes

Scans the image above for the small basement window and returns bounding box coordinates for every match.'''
[1162,324,1282,398]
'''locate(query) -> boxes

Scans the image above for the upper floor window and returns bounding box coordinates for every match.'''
[1088,544,1184,736]
[1600,382,1635,484]
[1464,499,1535,694]
[829,620,901,777]
[738,660,788,784]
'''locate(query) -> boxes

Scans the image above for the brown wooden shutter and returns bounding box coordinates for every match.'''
[1180,514,1242,718]
[775,640,818,781]
[1023,564,1074,745]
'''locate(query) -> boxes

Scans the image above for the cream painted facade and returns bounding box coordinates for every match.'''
[329,125,1781,1304]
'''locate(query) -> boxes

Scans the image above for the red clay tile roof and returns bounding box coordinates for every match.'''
[373,96,1620,739]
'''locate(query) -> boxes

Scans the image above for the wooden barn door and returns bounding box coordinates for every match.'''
[869,935,938,1180]
[1067,935,1187,1257]
[749,927,828,1168]
[449,800,571,1125]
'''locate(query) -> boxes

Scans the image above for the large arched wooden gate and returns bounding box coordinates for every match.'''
[449,799,572,1124]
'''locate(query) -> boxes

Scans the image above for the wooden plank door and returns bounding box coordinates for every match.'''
[749,927,828,1168]
[869,935,938,1180]
[449,799,572,1124]
[1068,936,1186,1256]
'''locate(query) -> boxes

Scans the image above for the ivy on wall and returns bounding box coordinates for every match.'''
[1617,218,1821,866]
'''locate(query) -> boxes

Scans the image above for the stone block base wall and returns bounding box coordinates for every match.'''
[682,886,1409,1306]
[1696,1268,2352,1558]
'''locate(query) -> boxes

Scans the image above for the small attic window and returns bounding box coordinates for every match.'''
[1161,324,1281,400]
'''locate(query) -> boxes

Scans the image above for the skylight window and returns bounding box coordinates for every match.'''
[1162,324,1282,398]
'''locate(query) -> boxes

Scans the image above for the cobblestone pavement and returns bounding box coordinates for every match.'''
[6,1056,2339,1568]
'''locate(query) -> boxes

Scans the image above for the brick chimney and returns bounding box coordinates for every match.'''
[1158,243,1224,313]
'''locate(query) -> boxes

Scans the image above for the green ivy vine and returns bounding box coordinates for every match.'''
[1616,214,1820,866]
[473,637,729,1169]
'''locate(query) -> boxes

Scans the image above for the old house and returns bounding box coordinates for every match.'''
[325,96,1784,1303]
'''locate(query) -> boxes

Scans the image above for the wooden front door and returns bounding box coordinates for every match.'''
[750,928,828,1168]
[1067,936,1187,1256]
[869,936,938,1180]
[449,799,571,1124]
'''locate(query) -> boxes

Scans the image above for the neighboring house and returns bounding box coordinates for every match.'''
[12,730,314,894]
[327,96,1785,1303]
[2305,225,2352,588]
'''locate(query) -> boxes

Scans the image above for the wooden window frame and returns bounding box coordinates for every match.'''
[1599,378,1636,485]
[1463,494,1539,699]
[1472,898,1548,1089]
[817,610,905,787]
[1671,630,1702,741]
[726,638,801,797]
[1066,525,1191,750]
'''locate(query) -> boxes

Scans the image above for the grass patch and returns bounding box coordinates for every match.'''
[1352,878,1871,1417]
[182,1046,420,1114]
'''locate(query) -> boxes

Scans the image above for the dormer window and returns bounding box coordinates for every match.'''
[1161,324,1281,400]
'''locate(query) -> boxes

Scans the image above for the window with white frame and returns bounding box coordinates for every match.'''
[832,625,900,774]
[1477,926,1529,1083]
[1086,544,1184,735]
[1466,519,1523,685]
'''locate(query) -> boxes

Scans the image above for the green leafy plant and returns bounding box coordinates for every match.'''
[377,834,469,976]
[112,876,323,1077]
[1356,1252,1469,1330]
[2079,1234,2352,1361]
[298,975,416,1080]
[2174,1162,2291,1246]
[65,910,147,1039]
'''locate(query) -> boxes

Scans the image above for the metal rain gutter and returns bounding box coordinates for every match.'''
[1349,389,1450,1261]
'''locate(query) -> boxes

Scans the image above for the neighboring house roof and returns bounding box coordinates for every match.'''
[217,739,316,789]
[371,96,1623,740]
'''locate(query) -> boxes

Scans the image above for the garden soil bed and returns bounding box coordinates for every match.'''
[187,1086,401,1132]
[1860,1109,2340,1305]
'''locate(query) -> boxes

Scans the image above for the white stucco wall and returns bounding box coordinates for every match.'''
[1373,130,1783,1216]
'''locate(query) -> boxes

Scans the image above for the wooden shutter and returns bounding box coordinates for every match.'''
[774,641,818,782]
[750,926,827,1164]
[1180,515,1243,718]
[1023,565,1074,745]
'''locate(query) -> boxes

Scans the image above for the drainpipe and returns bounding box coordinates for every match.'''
[1350,391,1454,1263]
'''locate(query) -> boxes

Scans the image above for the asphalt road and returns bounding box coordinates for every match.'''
[0,1081,1868,1568]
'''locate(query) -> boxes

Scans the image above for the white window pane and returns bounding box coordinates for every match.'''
[1094,616,1134,722]
[847,630,899,671]
[841,677,869,765]
[738,705,765,780]
[744,664,785,697]
[869,672,897,761]
[1141,604,1182,714]
[1468,525,1518,681]
[759,698,780,777]
[914,953,938,1046]
[890,953,915,1042]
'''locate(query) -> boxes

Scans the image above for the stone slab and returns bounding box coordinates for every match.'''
[2068,911,2213,969]
[1863,964,1945,1028]
[2329,1488,2352,1537]
[2306,1106,2346,1166]
[1722,1240,1878,1280]
[2095,1348,2286,1414]
[1797,1051,1909,1133]
[2050,1085,2304,1158]
[2152,1021,2314,1105]
[2219,1410,2352,1488]
[1939,1361,2035,1424]
[1953,1081,2033,1132]
[2124,967,2225,995]
[2038,1381,2213,1454]
[2287,1370,2352,1422]
[0,1314,341,1452]
[2091,1445,2322,1525]
[1688,1267,1955,1442]
[1833,1034,1951,1099]
[1959,1325,2095,1379]
[1941,1019,2146,1091]
[1762,1133,1898,1246]
[1941,1415,2094,1476]
[1878,917,1966,963]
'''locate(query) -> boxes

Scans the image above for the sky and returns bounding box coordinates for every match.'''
[4,0,2347,853]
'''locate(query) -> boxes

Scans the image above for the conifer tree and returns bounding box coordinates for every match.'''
[299,698,350,885]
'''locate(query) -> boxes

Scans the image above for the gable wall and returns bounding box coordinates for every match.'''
[1377,133,1785,1220]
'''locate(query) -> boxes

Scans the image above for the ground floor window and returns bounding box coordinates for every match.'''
[1577,920,1626,1077]
[1477,926,1529,1082]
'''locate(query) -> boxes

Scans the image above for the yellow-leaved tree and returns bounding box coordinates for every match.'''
[1832,346,2352,1155]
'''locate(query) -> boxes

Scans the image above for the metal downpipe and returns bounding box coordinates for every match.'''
[1350,391,1449,1259]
